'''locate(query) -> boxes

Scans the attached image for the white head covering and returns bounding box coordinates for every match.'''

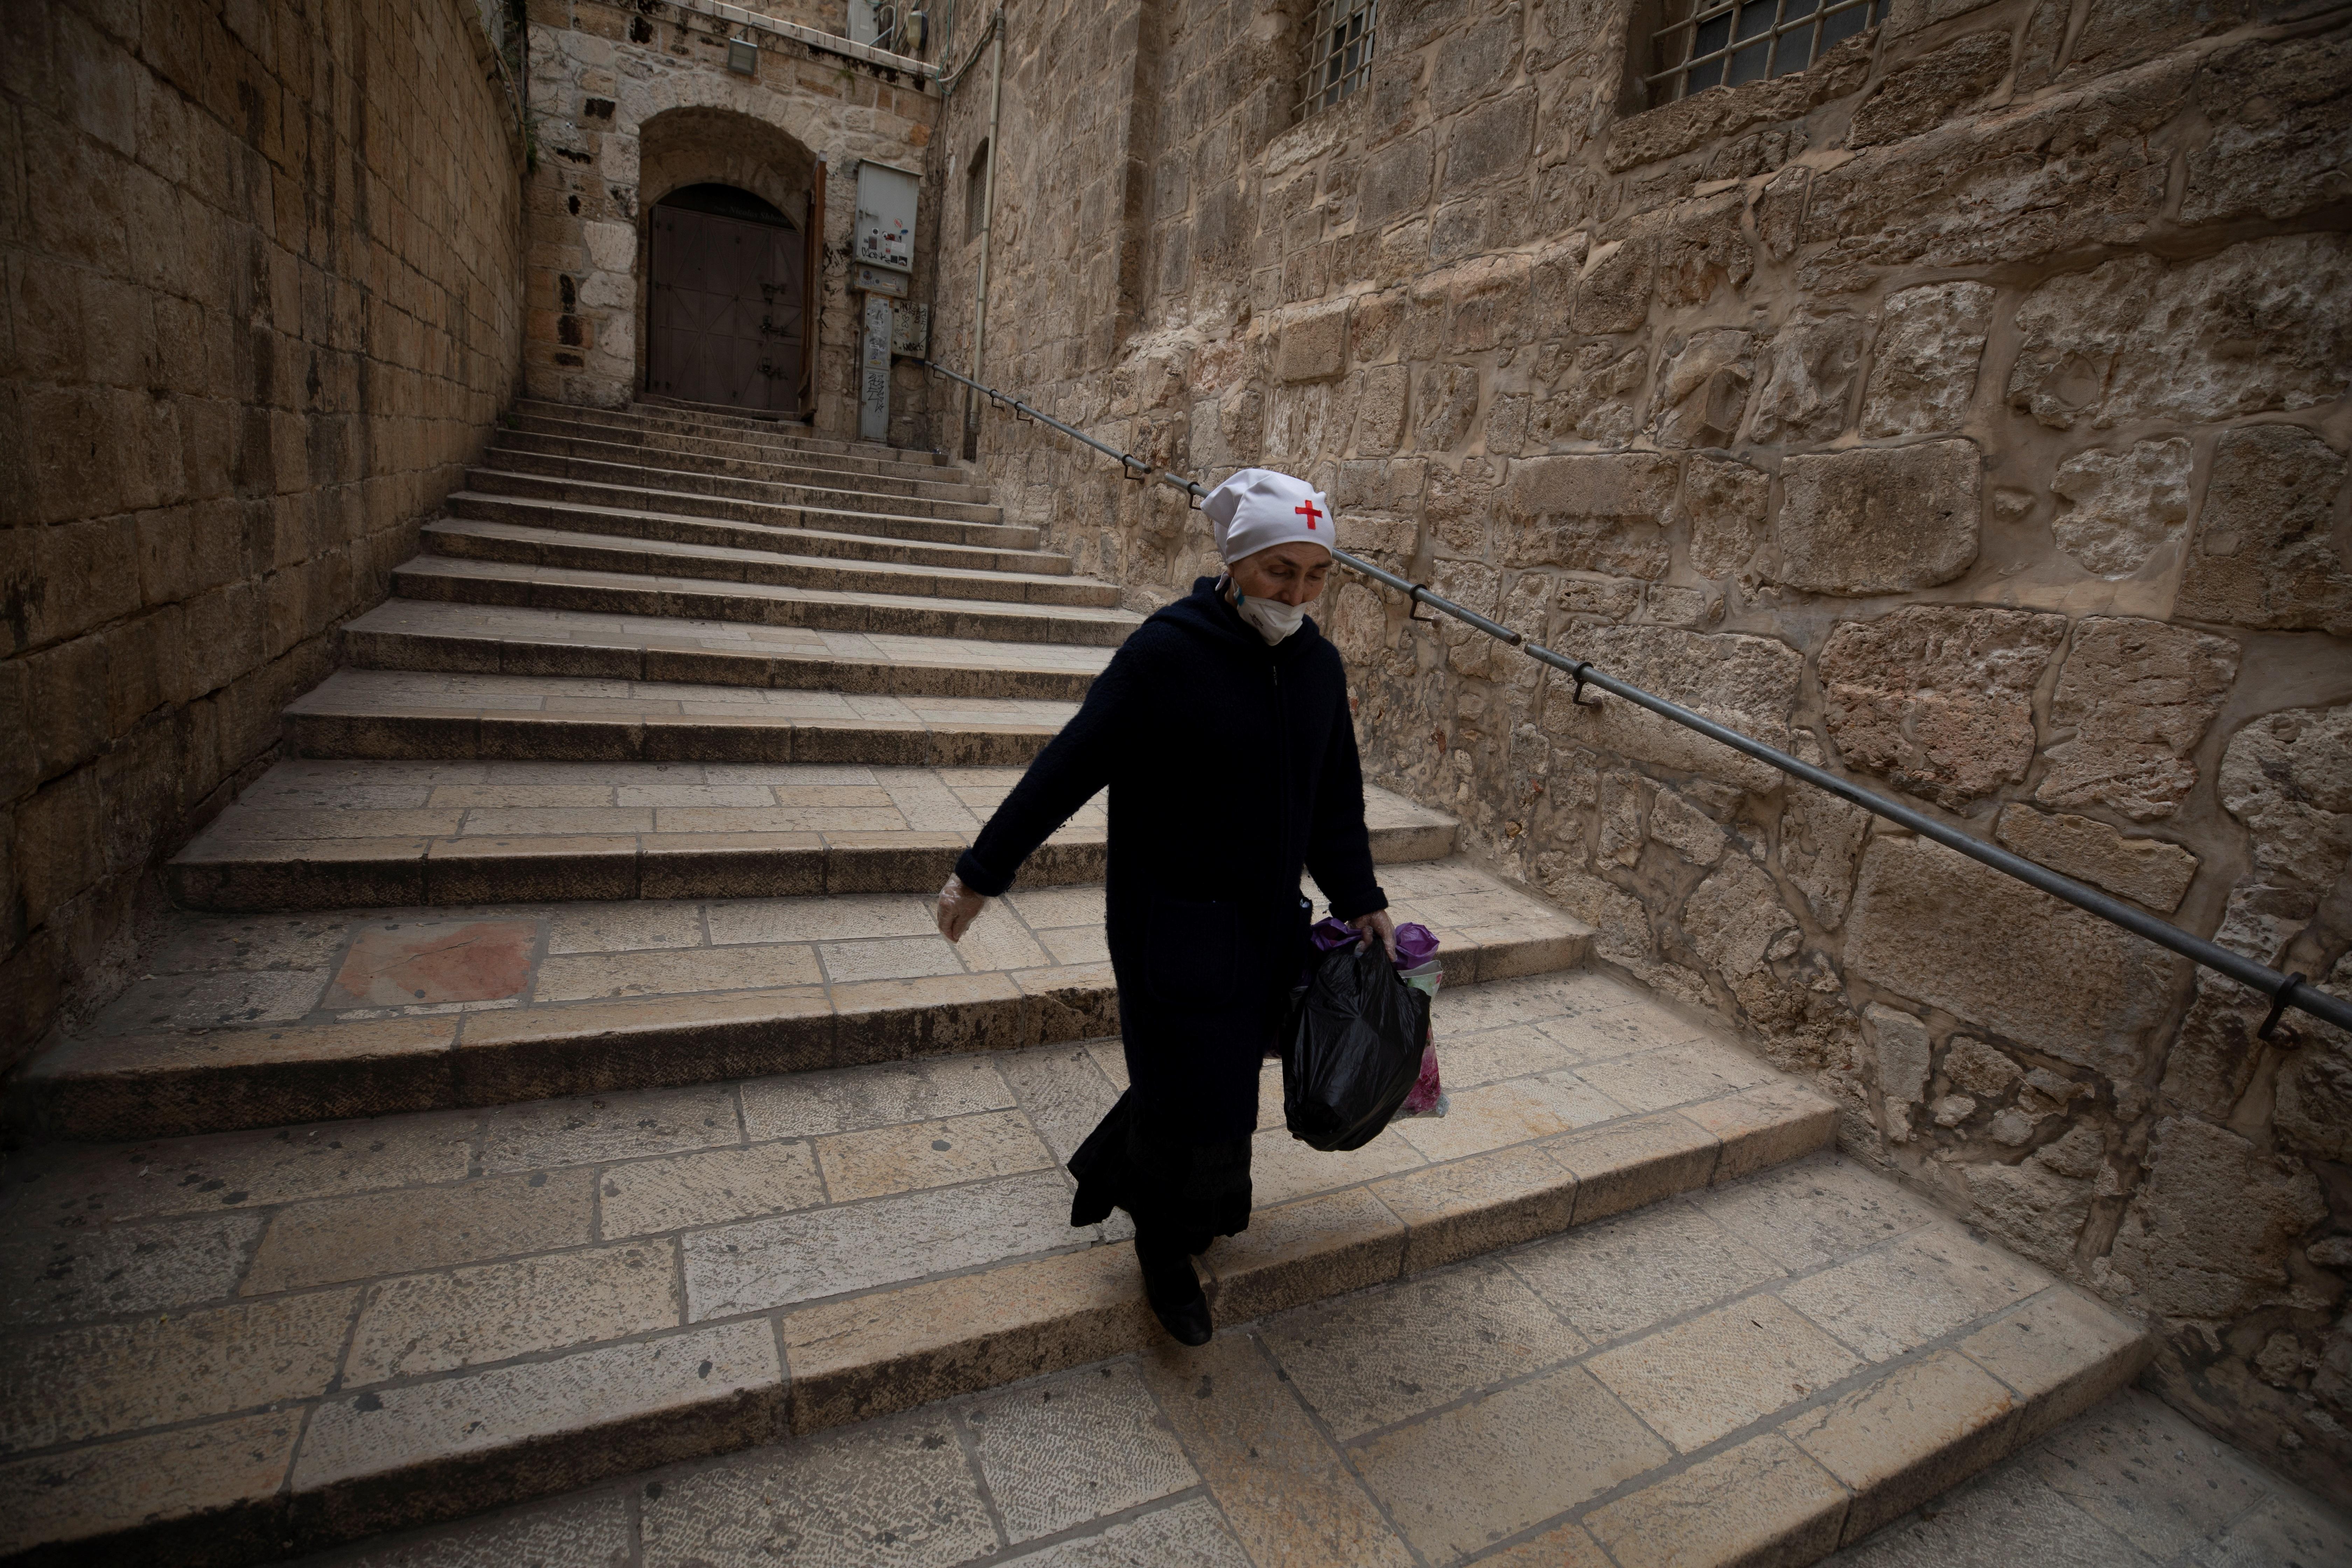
[1200,468,1334,565]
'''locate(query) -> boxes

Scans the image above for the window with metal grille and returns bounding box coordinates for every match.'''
[1645,0,1885,103]
[1295,0,1377,121]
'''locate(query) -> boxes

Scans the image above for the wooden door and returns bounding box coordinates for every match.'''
[647,204,804,411]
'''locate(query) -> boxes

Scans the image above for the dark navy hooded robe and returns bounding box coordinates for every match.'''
[953,574,1386,1148]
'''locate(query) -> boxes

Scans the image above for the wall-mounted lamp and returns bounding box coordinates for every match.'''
[727,36,758,74]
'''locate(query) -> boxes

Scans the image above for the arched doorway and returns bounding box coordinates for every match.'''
[645,183,805,412]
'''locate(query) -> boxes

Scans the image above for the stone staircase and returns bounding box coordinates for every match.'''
[0,400,2151,1567]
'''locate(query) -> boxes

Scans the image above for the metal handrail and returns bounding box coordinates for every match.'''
[915,357,2352,1038]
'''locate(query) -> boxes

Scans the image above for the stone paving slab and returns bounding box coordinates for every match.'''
[0,969,1850,1563]
[393,554,1143,647]
[452,480,1051,568]
[280,666,1081,765]
[422,517,1117,607]
[502,410,969,490]
[43,845,1566,1138]
[342,599,1113,700]
[164,765,1459,914]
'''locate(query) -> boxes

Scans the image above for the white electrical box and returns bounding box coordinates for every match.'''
[851,262,909,299]
[853,162,918,274]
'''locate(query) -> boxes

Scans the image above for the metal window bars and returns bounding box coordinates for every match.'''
[1647,0,1883,102]
[1296,0,1378,121]
[911,354,2352,1042]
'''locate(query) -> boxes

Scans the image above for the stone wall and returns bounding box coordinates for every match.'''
[927,0,2352,1493]
[523,0,942,443]
[1,0,527,1069]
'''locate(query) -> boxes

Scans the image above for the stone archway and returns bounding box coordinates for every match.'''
[636,108,822,414]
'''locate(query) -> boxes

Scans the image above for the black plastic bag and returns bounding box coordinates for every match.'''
[1281,941,1432,1152]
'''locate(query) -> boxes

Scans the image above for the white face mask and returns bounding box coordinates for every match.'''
[1233,590,1308,644]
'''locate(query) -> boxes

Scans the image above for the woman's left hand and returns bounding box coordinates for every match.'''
[1350,907,1398,963]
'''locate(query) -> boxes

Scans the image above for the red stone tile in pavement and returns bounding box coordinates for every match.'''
[327,920,540,1007]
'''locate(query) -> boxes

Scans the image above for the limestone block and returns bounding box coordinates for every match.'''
[1647,330,1755,450]
[2049,438,2193,579]
[2005,256,2159,430]
[1448,255,1534,354]
[1680,454,1769,577]
[1745,312,1863,447]
[1499,454,1679,578]
[2276,1035,2352,1164]
[1559,576,1646,624]
[1860,282,1994,438]
[1279,299,1349,383]
[2176,425,2352,637]
[1773,441,1981,595]
[1756,165,1808,262]
[2051,0,2254,86]
[1799,63,2179,281]
[2037,618,2239,823]
[1354,364,1409,455]
[1820,606,2066,808]
[2183,34,2352,225]
[2009,236,2352,430]
[1994,807,2198,913]
[2106,1116,2326,1319]
[1416,364,1481,452]
[2217,705,2352,894]
[1446,89,1536,184]
[1682,854,1795,983]
[1360,132,1432,228]
[1780,786,1870,930]
[1570,240,1653,335]
[1942,1037,2022,1098]
[1655,193,1752,309]
[1850,31,2012,148]
[1539,626,1803,794]
[1532,340,1647,449]
[1649,788,1727,866]
[1869,1004,1931,1108]
[1960,1161,2091,1272]
[1845,833,2189,1075]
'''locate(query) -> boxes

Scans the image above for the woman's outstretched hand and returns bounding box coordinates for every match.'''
[936,873,989,943]
[1350,907,1398,963]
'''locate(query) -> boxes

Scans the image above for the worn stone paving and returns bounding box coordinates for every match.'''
[83,855,1549,1037]
[0,968,1841,1558]
[288,668,1086,730]
[250,1149,2199,1568]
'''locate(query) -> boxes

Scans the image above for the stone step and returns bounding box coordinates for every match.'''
[227,1157,2155,1568]
[26,853,1562,1139]
[392,554,1143,648]
[492,425,995,504]
[505,407,971,489]
[631,394,953,463]
[516,398,953,469]
[486,441,1003,521]
[161,760,1462,913]
[450,486,1064,574]
[458,469,1036,551]
[0,970,1938,1567]
[339,601,1111,702]
[276,666,1080,765]
[419,518,1118,610]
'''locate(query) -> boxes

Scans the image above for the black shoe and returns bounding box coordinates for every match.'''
[1136,1237,1213,1346]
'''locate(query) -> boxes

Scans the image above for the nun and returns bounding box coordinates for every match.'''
[934,468,1396,1344]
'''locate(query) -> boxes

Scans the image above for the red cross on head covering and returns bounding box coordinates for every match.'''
[1200,468,1335,565]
